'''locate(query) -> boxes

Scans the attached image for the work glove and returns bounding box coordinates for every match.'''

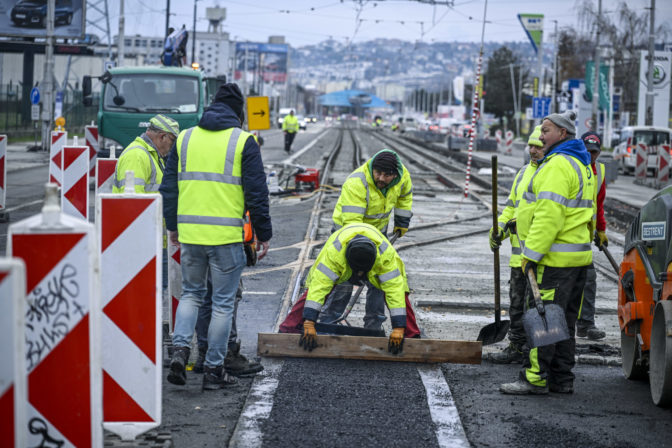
[393,226,408,237]
[299,320,318,351]
[594,230,608,248]
[504,219,517,236]
[489,225,505,251]
[388,327,405,355]
[521,258,537,277]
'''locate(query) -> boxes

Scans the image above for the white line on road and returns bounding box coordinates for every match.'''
[4,199,43,213]
[417,365,470,448]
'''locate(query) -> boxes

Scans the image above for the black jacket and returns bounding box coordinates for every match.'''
[160,102,272,242]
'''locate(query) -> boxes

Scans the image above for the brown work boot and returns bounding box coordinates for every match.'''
[225,341,264,377]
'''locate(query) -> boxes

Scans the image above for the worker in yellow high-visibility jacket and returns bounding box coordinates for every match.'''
[282,110,299,153]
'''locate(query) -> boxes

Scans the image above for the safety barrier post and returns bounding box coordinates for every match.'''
[8,183,102,448]
[505,130,514,155]
[634,143,648,184]
[48,131,67,186]
[0,258,27,448]
[495,129,502,151]
[95,146,118,196]
[168,243,181,333]
[97,171,163,440]
[61,140,90,220]
[657,144,671,188]
[0,135,8,222]
[85,124,99,178]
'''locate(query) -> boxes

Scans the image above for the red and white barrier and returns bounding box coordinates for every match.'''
[95,159,117,196]
[49,131,67,186]
[97,173,163,440]
[85,125,99,177]
[8,184,102,448]
[635,143,648,181]
[168,244,181,332]
[61,144,89,221]
[657,144,671,187]
[0,135,7,221]
[495,129,502,150]
[505,130,514,154]
[0,258,27,448]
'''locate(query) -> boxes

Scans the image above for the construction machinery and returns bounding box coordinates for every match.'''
[618,186,672,407]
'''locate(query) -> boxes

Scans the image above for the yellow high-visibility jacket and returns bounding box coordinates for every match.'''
[113,134,164,194]
[282,114,299,133]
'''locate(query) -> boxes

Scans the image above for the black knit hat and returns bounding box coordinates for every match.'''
[371,151,398,175]
[345,235,377,273]
[214,83,245,122]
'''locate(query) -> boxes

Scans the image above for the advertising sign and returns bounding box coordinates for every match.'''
[637,50,672,128]
[235,42,288,84]
[0,0,86,39]
[585,61,610,111]
[517,13,544,55]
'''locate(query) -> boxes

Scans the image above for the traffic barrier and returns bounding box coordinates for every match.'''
[61,143,89,220]
[95,147,117,196]
[85,125,99,177]
[635,143,647,181]
[9,184,102,448]
[0,258,27,448]
[168,244,181,332]
[49,131,67,186]
[505,130,514,154]
[97,172,163,440]
[0,135,8,222]
[657,144,671,187]
[495,129,502,150]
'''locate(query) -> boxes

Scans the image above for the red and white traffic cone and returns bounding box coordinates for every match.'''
[97,171,163,440]
[49,130,67,186]
[8,183,102,448]
[61,139,90,220]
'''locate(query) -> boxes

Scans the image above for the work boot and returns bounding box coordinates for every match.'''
[488,343,524,364]
[549,382,574,394]
[192,346,207,374]
[576,324,606,340]
[202,365,237,391]
[167,346,190,386]
[500,379,548,395]
[225,342,264,377]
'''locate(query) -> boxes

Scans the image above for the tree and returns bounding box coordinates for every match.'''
[483,46,527,130]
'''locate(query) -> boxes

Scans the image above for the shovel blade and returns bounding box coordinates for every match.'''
[477,320,511,346]
[522,303,570,348]
[315,322,386,337]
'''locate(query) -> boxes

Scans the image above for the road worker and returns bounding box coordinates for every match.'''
[500,110,595,395]
[320,149,414,332]
[488,125,544,364]
[279,223,421,351]
[282,109,299,153]
[576,131,607,340]
[161,83,272,391]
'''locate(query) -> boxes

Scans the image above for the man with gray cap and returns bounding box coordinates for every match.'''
[500,110,596,396]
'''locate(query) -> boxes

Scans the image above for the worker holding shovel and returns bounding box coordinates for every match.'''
[500,111,596,395]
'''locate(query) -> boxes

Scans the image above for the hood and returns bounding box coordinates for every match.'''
[543,138,591,166]
[198,102,242,131]
[368,149,403,195]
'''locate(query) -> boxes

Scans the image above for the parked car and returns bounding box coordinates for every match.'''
[11,0,75,28]
[612,126,672,175]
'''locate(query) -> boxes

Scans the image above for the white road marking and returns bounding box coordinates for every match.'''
[285,129,328,163]
[417,365,470,448]
[4,199,42,213]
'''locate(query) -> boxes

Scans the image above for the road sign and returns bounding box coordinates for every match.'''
[30,87,40,105]
[532,97,551,119]
[246,96,270,131]
[31,105,40,121]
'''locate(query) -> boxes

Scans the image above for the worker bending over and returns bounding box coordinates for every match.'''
[488,125,544,363]
[279,223,421,351]
[320,149,413,331]
[500,110,595,395]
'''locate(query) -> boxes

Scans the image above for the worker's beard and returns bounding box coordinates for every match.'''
[375,179,390,189]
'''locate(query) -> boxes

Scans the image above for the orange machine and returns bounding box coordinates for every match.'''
[618,187,672,407]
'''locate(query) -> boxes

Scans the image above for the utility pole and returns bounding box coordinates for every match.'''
[41,0,55,151]
[165,0,171,37]
[118,0,125,66]
[509,64,519,137]
[606,58,614,147]
[645,0,656,126]
[551,19,558,114]
[590,0,602,131]
[192,0,198,65]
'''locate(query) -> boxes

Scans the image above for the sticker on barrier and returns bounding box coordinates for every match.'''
[97,175,163,440]
[635,143,648,181]
[49,131,67,186]
[0,135,7,222]
[658,144,671,187]
[168,244,181,332]
[0,258,27,448]
[61,145,89,220]
[85,125,99,177]
[95,159,117,196]
[8,184,101,448]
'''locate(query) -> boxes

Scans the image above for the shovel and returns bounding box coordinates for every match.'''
[522,269,571,348]
[599,244,621,276]
[477,155,511,345]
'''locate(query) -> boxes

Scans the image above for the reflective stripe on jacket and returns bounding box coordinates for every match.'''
[498,163,536,267]
[113,135,164,193]
[303,223,409,328]
[282,115,299,133]
[176,126,251,245]
[332,159,413,233]
[517,151,595,267]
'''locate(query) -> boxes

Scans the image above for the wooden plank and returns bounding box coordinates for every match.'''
[257,333,482,364]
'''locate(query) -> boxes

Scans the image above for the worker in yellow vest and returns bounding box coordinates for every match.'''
[282,109,299,153]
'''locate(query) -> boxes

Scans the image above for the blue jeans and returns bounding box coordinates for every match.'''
[172,242,246,368]
[196,278,242,350]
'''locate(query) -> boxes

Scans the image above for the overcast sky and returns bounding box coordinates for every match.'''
[111,0,671,46]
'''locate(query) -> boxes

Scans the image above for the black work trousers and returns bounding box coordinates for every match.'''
[508,267,528,349]
[284,132,296,153]
[521,265,588,387]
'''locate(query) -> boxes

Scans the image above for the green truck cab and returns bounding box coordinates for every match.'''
[83,66,224,157]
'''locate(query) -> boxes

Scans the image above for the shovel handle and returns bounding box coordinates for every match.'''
[526,269,545,316]
[601,245,621,276]
[491,156,502,324]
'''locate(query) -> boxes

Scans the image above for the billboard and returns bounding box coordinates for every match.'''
[0,0,85,39]
[235,42,288,84]
[637,50,671,128]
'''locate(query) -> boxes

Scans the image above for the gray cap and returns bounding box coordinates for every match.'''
[543,110,577,136]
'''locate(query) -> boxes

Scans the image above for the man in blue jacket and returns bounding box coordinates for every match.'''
[160,83,272,391]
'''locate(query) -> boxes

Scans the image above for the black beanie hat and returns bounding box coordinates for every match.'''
[372,151,398,175]
[345,235,377,273]
[214,83,245,122]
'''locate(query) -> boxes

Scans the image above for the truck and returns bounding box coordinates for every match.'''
[82,66,226,157]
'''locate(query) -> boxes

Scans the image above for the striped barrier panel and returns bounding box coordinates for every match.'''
[97,174,163,440]
[635,143,648,181]
[495,129,502,151]
[49,131,67,186]
[95,159,117,196]
[505,130,514,154]
[8,184,102,447]
[168,244,181,332]
[0,258,27,448]
[61,145,89,221]
[0,135,7,222]
[657,144,671,188]
[85,125,99,177]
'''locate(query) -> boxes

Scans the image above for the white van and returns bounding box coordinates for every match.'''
[613,126,672,175]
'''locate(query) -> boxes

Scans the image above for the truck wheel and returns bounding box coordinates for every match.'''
[621,327,647,380]
[650,301,672,407]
